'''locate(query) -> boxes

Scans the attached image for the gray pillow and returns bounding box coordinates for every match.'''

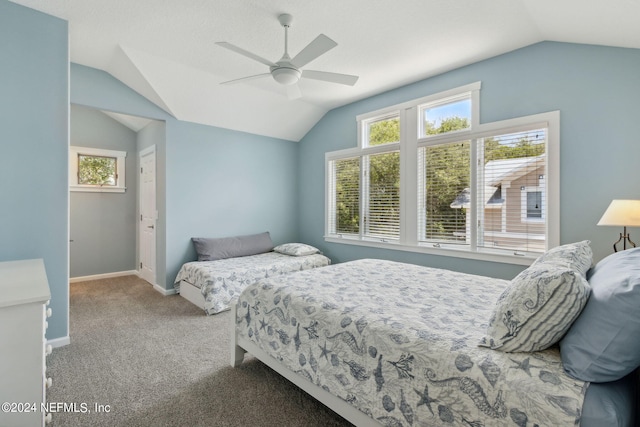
[560,247,640,382]
[192,232,273,261]
[479,263,590,352]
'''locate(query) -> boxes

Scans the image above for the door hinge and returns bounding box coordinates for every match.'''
[140,262,142,269]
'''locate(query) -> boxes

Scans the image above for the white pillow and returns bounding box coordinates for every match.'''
[273,243,320,257]
[479,263,590,352]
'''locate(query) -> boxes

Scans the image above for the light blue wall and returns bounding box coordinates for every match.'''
[298,41,640,278]
[70,65,300,291]
[69,105,138,277]
[0,1,69,340]
[165,120,299,288]
[137,120,167,288]
[70,64,171,292]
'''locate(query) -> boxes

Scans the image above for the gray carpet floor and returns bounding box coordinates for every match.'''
[47,275,352,427]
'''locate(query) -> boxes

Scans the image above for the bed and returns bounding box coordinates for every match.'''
[174,233,331,314]
[230,242,640,426]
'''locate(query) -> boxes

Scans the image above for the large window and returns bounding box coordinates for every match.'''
[325,82,559,264]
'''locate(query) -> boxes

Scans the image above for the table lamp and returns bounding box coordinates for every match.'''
[597,199,640,252]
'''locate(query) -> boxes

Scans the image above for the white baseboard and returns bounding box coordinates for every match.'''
[154,284,177,296]
[69,270,139,283]
[48,335,70,348]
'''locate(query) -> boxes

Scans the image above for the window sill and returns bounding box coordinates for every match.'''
[324,235,537,266]
[70,186,126,193]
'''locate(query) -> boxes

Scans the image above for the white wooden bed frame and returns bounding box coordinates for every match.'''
[229,302,381,427]
[178,279,206,311]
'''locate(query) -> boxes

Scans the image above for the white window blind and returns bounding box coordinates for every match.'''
[364,151,400,239]
[329,157,360,236]
[418,141,471,245]
[478,129,546,253]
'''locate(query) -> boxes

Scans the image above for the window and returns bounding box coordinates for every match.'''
[419,94,471,138]
[70,146,127,193]
[418,140,471,244]
[325,82,559,264]
[526,191,543,219]
[328,157,360,235]
[365,150,400,239]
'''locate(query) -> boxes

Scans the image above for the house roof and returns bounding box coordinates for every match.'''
[450,186,504,209]
[485,155,545,187]
[450,154,544,209]
[9,0,640,141]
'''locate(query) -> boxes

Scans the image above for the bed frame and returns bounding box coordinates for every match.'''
[229,302,380,426]
[178,279,206,310]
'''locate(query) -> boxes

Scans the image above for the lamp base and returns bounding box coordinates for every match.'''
[613,226,637,252]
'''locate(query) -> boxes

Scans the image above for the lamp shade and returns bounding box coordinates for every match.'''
[597,200,640,227]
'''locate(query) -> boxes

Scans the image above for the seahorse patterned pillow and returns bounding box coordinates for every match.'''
[532,240,593,277]
[479,263,591,352]
[273,243,320,256]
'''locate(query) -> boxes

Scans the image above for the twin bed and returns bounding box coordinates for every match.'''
[230,243,640,426]
[174,236,331,314]
[175,250,330,314]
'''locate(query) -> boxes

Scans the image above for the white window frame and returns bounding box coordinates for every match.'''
[70,146,127,193]
[325,82,559,265]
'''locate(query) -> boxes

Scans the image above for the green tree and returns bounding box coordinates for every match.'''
[424,116,469,136]
[423,116,471,239]
[78,155,116,186]
[366,118,401,237]
[335,158,360,234]
[334,115,544,240]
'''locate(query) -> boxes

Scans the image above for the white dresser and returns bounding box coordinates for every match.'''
[0,259,53,427]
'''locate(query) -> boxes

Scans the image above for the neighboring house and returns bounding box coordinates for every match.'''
[451,154,545,252]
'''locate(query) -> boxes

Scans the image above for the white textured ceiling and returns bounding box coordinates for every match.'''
[10,0,640,141]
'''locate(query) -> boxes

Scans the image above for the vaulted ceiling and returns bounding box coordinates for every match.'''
[10,0,640,141]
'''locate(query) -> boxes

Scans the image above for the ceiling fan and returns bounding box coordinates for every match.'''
[216,14,359,99]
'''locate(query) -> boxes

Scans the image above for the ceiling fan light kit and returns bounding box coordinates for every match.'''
[217,13,358,99]
[271,66,301,85]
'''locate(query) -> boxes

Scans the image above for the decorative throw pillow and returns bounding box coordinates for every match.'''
[273,243,320,256]
[532,240,593,277]
[191,232,273,261]
[479,263,590,352]
[560,247,640,382]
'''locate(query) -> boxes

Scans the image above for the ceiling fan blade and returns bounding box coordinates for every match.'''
[216,42,277,67]
[219,73,271,85]
[286,84,302,100]
[290,34,337,68]
[301,70,359,86]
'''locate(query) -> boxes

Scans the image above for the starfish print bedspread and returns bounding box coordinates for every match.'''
[235,258,586,426]
[175,252,330,314]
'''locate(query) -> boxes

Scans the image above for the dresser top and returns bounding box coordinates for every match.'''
[0,259,51,308]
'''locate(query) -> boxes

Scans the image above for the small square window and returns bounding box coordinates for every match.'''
[364,114,400,147]
[419,95,471,138]
[70,146,126,193]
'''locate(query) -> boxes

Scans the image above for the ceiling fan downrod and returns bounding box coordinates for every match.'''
[272,13,300,85]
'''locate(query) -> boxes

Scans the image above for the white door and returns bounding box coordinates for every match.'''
[139,146,156,285]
